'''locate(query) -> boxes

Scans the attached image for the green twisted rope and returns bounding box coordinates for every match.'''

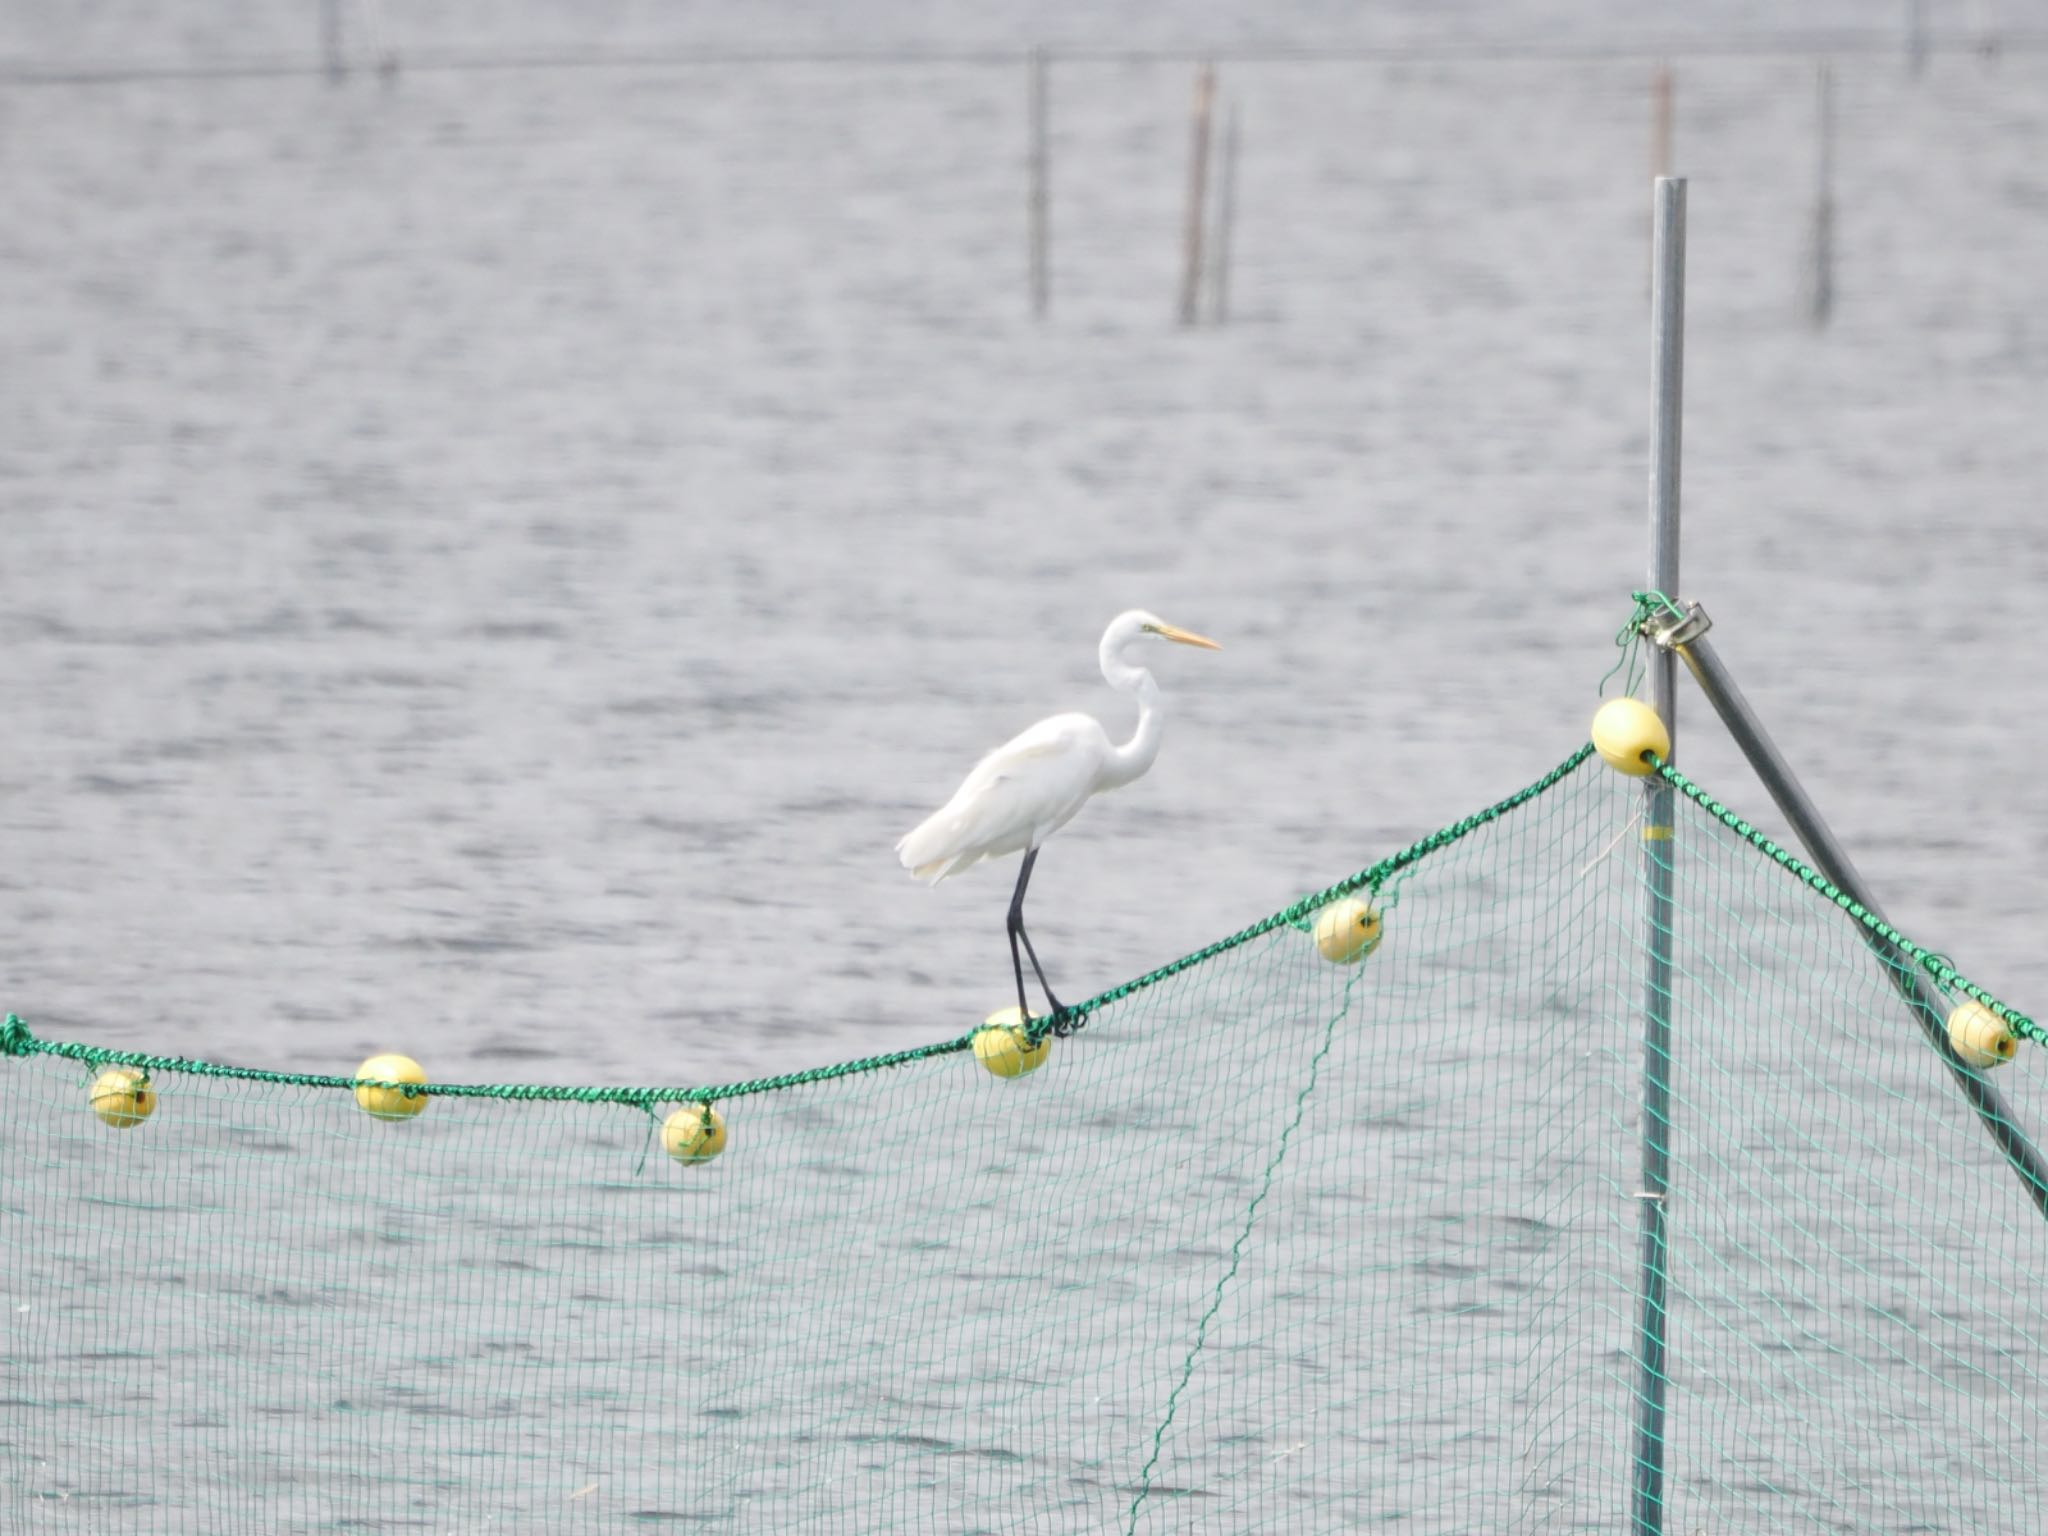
[1032,742,1597,1042]
[0,1011,973,1109]
[1648,758,2043,1045]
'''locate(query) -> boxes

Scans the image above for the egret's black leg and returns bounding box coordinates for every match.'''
[1006,852,1035,1021]
[1006,847,1067,1016]
[1016,926,1066,1017]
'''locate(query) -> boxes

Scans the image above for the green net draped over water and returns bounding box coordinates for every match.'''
[5,744,2046,1532]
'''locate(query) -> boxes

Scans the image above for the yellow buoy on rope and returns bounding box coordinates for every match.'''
[1948,1001,2018,1070]
[1591,697,1670,777]
[89,1067,157,1129]
[1313,898,1383,965]
[662,1103,727,1165]
[353,1054,429,1122]
[973,1007,1051,1078]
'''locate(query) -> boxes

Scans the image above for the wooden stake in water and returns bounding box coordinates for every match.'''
[1907,0,1931,76]
[1178,62,1217,328]
[1029,49,1050,320]
[320,0,345,81]
[359,0,400,81]
[1206,102,1239,325]
[1810,64,1836,328]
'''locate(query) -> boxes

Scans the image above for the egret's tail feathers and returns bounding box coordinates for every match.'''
[896,811,982,885]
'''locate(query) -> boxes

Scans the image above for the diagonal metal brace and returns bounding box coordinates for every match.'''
[1659,615,2048,1220]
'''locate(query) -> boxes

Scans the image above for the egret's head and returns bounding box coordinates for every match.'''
[1104,609,1222,663]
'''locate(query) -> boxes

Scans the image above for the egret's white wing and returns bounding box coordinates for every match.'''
[897,714,1110,883]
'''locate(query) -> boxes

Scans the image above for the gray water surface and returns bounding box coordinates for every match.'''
[4,41,2046,1088]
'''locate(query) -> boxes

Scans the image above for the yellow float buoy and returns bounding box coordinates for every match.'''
[1948,1000,2018,1070]
[353,1053,429,1122]
[1591,697,1670,777]
[661,1103,727,1165]
[1313,897,1384,964]
[973,1006,1051,1078]
[89,1067,156,1129]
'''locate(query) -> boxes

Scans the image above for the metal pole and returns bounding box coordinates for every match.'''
[1631,174,1685,1536]
[1673,631,2048,1218]
[1645,66,1673,296]
[1207,102,1239,325]
[1650,63,1674,180]
[1029,48,1050,320]
[1177,62,1216,327]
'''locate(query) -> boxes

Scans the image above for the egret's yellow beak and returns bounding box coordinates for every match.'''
[1154,623,1221,651]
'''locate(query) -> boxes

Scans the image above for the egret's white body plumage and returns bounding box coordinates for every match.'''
[897,713,1122,883]
[895,610,1216,884]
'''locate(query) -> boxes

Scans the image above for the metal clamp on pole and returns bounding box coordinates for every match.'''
[1643,599,1712,651]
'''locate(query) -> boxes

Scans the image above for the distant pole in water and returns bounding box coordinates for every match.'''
[1206,102,1239,325]
[1029,48,1050,320]
[1178,62,1217,328]
[1972,0,2002,64]
[1809,64,1836,329]
[359,0,401,82]
[1906,0,1930,76]
[320,0,345,82]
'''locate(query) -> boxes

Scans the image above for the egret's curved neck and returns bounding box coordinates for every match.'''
[1101,652,1165,790]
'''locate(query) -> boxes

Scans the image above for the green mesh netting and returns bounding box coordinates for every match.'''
[5,741,2046,1533]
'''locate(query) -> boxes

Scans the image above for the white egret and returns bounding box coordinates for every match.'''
[896,610,1221,1021]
